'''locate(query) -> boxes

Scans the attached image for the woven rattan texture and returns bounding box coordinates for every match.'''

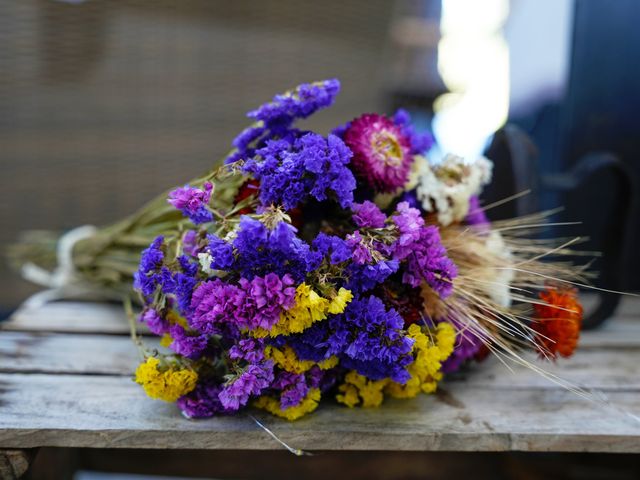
[0,0,395,307]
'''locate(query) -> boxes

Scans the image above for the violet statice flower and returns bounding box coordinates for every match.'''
[133,236,164,297]
[345,230,372,265]
[189,273,296,334]
[232,122,267,152]
[204,234,235,271]
[229,338,265,364]
[400,225,457,297]
[392,109,434,155]
[304,365,333,393]
[465,195,490,229]
[441,318,485,374]
[243,132,355,210]
[330,120,351,139]
[308,233,351,270]
[352,201,386,228]
[167,324,208,359]
[345,259,399,294]
[391,201,425,260]
[182,230,201,257]
[178,381,229,418]
[160,255,200,315]
[189,278,242,335]
[398,189,421,210]
[343,113,413,193]
[272,371,309,409]
[233,217,312,281]
[248,79,340,127]
[290,296,414,383]
[227,79,341,165]
[391,202,457,297]
[218,361,274,411]
[168,182,214,225]
[139,308,169,336]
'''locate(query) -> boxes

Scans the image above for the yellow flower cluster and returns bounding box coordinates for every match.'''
[336,371,388,408]
[264,345,338,374]
[336,322,456,407]
[254,388,322,421]
[253,285,352,338]
[134,357,198,402]
[386,322,456,398]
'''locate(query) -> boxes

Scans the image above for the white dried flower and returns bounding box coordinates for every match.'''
[484,231,515,308]
[417,154,493,226]
[197,252,214,275]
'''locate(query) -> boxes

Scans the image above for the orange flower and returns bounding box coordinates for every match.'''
[532,285,583,359]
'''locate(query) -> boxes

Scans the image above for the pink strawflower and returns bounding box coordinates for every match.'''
[343,113,413,193]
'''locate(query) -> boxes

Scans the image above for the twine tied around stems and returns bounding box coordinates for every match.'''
[20,225,98,309]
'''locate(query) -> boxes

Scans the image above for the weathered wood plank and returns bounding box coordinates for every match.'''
[2,302,146,335]
[0,330,638,389]
[0,373,638,452]
[0,331,153,376]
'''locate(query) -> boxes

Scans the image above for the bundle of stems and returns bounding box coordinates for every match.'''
[8,162,245,301]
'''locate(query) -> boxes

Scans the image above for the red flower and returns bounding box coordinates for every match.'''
[532,285,583,359]
[234,179,260,215]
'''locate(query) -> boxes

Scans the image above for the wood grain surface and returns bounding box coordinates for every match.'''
[0,297,638,453]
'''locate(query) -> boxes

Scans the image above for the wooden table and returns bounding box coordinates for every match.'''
[0,298,639,479]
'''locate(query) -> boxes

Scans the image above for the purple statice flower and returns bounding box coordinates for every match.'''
[204,234,235,271]
[290,296,414,383]
[330,120,351,139]
[400,225,457,297]
[243,132,355,210]
[227,79,341,165]
[465,195,490,230]
[232,122,267,152]
[304,365,337,393]
[178,381,229,418]
[310,233,351,269]
[248,79,340,127]
[352,201,386,228]
[233,217,312,281]
[441,318,485,374]
[391,202,457,297]
[139,308,169,336]
[168,182,214,225]
[271,371,309,409]
[392,201,425,260]
[398,189,421,210]
[345,259,399,294]
[229,338,265,364]
[159,256,200,315]
[189,273,296,334]
[345,230,372,265]
[133,236,164,297]
[167,323,209,359]
[218,361,274,411]
[343,113,413,193]
[189,278,242,335]
[392,109,434,155]
[182,230,201,258]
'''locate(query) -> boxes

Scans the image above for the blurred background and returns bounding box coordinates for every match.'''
[1,0,639,318]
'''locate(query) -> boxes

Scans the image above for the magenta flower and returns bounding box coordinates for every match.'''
[343,113,413,193]
[168,182,214,224]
